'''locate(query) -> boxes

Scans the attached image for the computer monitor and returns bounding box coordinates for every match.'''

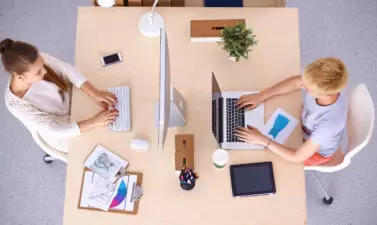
[157,28,186,150]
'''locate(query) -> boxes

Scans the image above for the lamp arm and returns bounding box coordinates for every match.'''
[148,0,159,24]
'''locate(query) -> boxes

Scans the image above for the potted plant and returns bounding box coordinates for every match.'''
[219,23,258,62]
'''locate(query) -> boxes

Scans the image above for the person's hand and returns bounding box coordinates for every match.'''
[235,125,269,146]
[92,90,117,109]
[236,93,264,110]
[90,109,119,127]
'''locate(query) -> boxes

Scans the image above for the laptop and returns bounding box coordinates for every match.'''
[212,72,264,150]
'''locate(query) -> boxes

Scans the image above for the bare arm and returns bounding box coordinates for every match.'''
[77,118,96,132]
[80,81,98,98]
[235,126,318,163]
[266,138,319,163]
[80,81,117,108]
[259,75,302,101]
[237,75,303,110]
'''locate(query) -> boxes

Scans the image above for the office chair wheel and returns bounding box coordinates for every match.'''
[323,196,333,205]
[43,154,54,164]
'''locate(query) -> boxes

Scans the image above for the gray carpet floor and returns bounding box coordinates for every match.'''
[0,0,376,225]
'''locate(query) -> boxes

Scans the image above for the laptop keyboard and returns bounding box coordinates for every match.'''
[212,100,216,136]
[226,98,245,142]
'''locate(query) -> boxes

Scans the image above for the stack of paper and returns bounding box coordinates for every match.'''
[79,171,138,212]
[81,145,133,211]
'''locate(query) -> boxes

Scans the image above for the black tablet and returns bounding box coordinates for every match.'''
[230,162,276,197]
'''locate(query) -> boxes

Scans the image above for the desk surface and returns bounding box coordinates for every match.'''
[64,7,305,225]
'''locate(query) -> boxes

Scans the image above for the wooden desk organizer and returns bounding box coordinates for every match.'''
[190,19,245,42]
[175,134,195,171]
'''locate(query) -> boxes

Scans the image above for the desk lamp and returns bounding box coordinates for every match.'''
[138,0,164,37]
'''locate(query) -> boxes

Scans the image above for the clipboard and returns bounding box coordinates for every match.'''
[77,168,143,215]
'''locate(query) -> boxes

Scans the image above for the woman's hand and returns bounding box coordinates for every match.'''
[91,109,119,127]
[92,90,117,109]
[235,125,269,146]
[80,82,117,109]
[236,93,264,110]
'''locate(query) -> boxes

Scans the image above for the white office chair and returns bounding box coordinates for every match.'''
[305,84,375,204]
[32,132,68,164]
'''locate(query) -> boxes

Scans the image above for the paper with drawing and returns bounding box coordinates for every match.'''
[79,171,137,212]
[84,145,128,181]
[261,108,298,144]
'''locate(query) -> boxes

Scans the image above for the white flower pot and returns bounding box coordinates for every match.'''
[229,56,237,62]
[97,0,115,7]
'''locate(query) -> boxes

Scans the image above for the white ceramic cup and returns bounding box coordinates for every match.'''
[97,0,115,7]
[212,149,229,168]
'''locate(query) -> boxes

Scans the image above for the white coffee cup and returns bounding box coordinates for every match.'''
[212,149,229,168]
[97,0,115,7]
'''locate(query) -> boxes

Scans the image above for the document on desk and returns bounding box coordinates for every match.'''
[261,108,299,144]
[84,145,128,181]
[79,170,137,212]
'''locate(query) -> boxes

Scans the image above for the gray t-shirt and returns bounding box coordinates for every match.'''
[301,89,348,157]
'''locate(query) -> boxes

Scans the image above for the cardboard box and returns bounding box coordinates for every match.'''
[128,0,142,6]
[171,0,185,7]
[175,134,194,171]
[190,19,245,42]
[143,0,171,6]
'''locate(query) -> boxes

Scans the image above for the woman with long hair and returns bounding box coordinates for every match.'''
[1,38,118,156]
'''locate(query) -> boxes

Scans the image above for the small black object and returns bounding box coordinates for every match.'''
[204,0,243,7]
[180,180,195,191]
[323,196,334,205]
[43,154,53,164]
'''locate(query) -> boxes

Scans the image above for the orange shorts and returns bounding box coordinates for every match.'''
[304,152,333,166]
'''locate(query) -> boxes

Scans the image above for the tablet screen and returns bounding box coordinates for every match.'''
[230,162,276,197]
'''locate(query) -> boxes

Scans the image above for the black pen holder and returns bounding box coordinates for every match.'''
[180,180,196,191]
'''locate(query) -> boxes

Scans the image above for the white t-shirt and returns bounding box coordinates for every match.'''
[301,89,348,157]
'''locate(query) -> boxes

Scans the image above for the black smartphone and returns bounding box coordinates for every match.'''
[101,52,123,66]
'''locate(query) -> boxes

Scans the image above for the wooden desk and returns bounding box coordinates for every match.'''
[64,7,305,225]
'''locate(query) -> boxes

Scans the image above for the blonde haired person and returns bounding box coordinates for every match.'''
[1,39,119,155]
[235,58,349,166]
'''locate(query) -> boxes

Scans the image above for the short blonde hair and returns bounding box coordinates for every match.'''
[303,57,348,94]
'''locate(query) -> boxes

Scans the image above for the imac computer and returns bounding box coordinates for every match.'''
[156,28,186,150]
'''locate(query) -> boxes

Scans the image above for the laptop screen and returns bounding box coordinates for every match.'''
[212,72,223,143]
[212,72,222,97]
[230,162,276,197]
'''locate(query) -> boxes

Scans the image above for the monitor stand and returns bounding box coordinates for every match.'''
[155,86,186,127]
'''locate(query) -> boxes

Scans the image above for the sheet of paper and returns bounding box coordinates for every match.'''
[79,171,93,207]
[84,145,128,181]
[125,175,137,212]
[80,171,138,212]
[261,108,298,144]
[86,172,117,211]
[108,176,129,210]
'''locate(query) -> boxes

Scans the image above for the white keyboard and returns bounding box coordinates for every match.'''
[107,86,131,132]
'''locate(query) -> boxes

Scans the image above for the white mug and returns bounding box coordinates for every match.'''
[97,0,115,7]
[212,149,229,169]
